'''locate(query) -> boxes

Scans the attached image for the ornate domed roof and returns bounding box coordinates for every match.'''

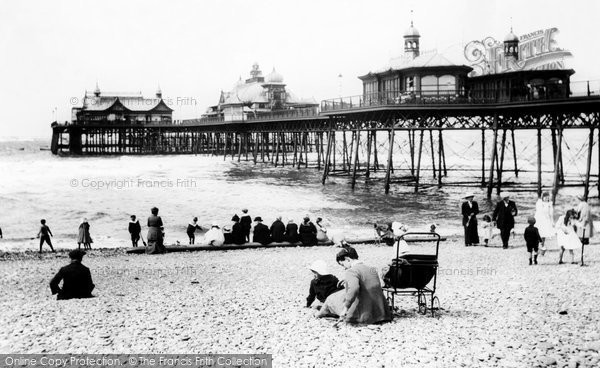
[266,68,284,83]
[404,21,420,37]
[504,29,519,42]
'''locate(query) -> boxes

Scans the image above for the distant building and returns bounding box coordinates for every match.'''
[358,21,472,104]
[203,63,318,121]
[71,84,173,125]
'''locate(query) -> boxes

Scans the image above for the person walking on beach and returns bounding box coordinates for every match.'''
[146,207,165,254]
[37,219,55,253]
[186,217,204,245]
[270,216,286,243]
[77,218,93,250]
[534,192,554,255]
[574,195,594,246]
[461,194,480,246]
[285,219,299,243]
[50,249,94,300]
[492,192,518,249]
[299,216,317,246]
[524,216,542,265]
[240,209,252,242]
[556,209,581,264]
[481,215,493,247]
[128,215,142,247]
[252,217,271,245]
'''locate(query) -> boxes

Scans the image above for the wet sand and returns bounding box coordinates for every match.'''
[1,238,600,367]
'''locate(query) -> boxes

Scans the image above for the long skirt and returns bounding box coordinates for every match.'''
[146,227,165,254]
[464,217,480,245]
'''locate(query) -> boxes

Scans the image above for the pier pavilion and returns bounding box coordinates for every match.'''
[51,23,600,201]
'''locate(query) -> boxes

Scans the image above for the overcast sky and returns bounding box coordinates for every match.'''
[1,0,599,138]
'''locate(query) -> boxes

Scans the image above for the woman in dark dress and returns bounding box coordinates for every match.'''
[146,207,165,254]
[461,194,480,246]
[285,219,299,243]
[299,217,317,246]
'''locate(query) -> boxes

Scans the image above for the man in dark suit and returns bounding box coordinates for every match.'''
[461,193,480,246]
[240,209,252,242]
[252,217,271,245]
[270,216,286,243]
[492,192,518,249]
[50,249,95,300]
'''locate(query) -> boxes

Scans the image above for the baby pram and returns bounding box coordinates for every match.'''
[382,232,441,317]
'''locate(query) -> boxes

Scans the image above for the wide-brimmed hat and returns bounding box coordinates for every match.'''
[500,191,510,199]
[254,216,262,222]
[464,193,475,199]
[308,260,330,275]
[211,223,219,228]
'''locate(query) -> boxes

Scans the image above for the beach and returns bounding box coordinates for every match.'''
[2,238,599,367]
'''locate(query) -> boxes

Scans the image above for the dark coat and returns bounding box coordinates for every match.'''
[493,200,518,230]
[270,220,286,243]
[299,222,318,245]
[231,222,246,244]
[128,221,141,235]
[524,225,542,247]
[342,245,359,259]
[461,201,479,226]
[240,215,252,231]
[50,261,95,300]
[285,223,299,243]
[306,274,343,307]
[253,223,271,245]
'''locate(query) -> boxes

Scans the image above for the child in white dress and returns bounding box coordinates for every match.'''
[481,215,493,247]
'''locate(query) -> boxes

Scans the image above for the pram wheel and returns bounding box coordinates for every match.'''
[417,291,427,315]
[431,296,440,317]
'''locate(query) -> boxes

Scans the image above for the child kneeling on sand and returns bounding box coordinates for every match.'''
[306,260,343,309]
[524,216,542,265]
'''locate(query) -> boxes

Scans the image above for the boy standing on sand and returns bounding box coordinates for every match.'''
[38,219,55,253]
[524,216,542,265]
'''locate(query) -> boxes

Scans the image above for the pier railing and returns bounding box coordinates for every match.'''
[180,107,321,126]
[321,80,600,112]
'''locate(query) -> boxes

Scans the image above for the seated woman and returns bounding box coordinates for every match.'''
[306,260,343,309]
[315,217,329,242]
[375,222,396,246]
[203,223,225,246]
[316,249,391,324]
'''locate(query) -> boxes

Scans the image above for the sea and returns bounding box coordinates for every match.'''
[0,134,598,252]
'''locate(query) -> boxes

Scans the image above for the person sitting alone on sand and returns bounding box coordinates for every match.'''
[128,215,142,247]
[375,223,395,246]
[316,249,391,324]
[270,216,286,243]
[186,217,204,245]
[49,249,95,300]
[306,260,343,309]
[77,218,93,250]
[252,217,271,245]
[203,223,225,246]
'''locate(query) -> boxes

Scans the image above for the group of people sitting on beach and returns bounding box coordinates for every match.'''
[125,207,332,254]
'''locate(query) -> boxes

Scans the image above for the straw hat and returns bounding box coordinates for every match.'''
[500,191,510,199]
[308,260,330,276]
[464,193,475,199]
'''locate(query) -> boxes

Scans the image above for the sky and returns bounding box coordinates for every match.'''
[1,0,599,138]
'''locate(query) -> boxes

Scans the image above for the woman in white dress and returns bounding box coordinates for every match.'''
[555,209,581,264]
[315,217,329,242]
[535,192,554,254]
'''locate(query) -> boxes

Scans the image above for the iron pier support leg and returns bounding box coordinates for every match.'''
[384,123,396,194]
[537,127,543,198]
[429,129,436,179]
[414,129,424,193]
[497,129,507,196]
[511,128,518,177]
[584,128,595,201]
[552,128,563,205]
[351,128,360,189]
[365,130,372,180]
[486,117,499,199]
[481,128,486,187]
[438,129,442,187]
